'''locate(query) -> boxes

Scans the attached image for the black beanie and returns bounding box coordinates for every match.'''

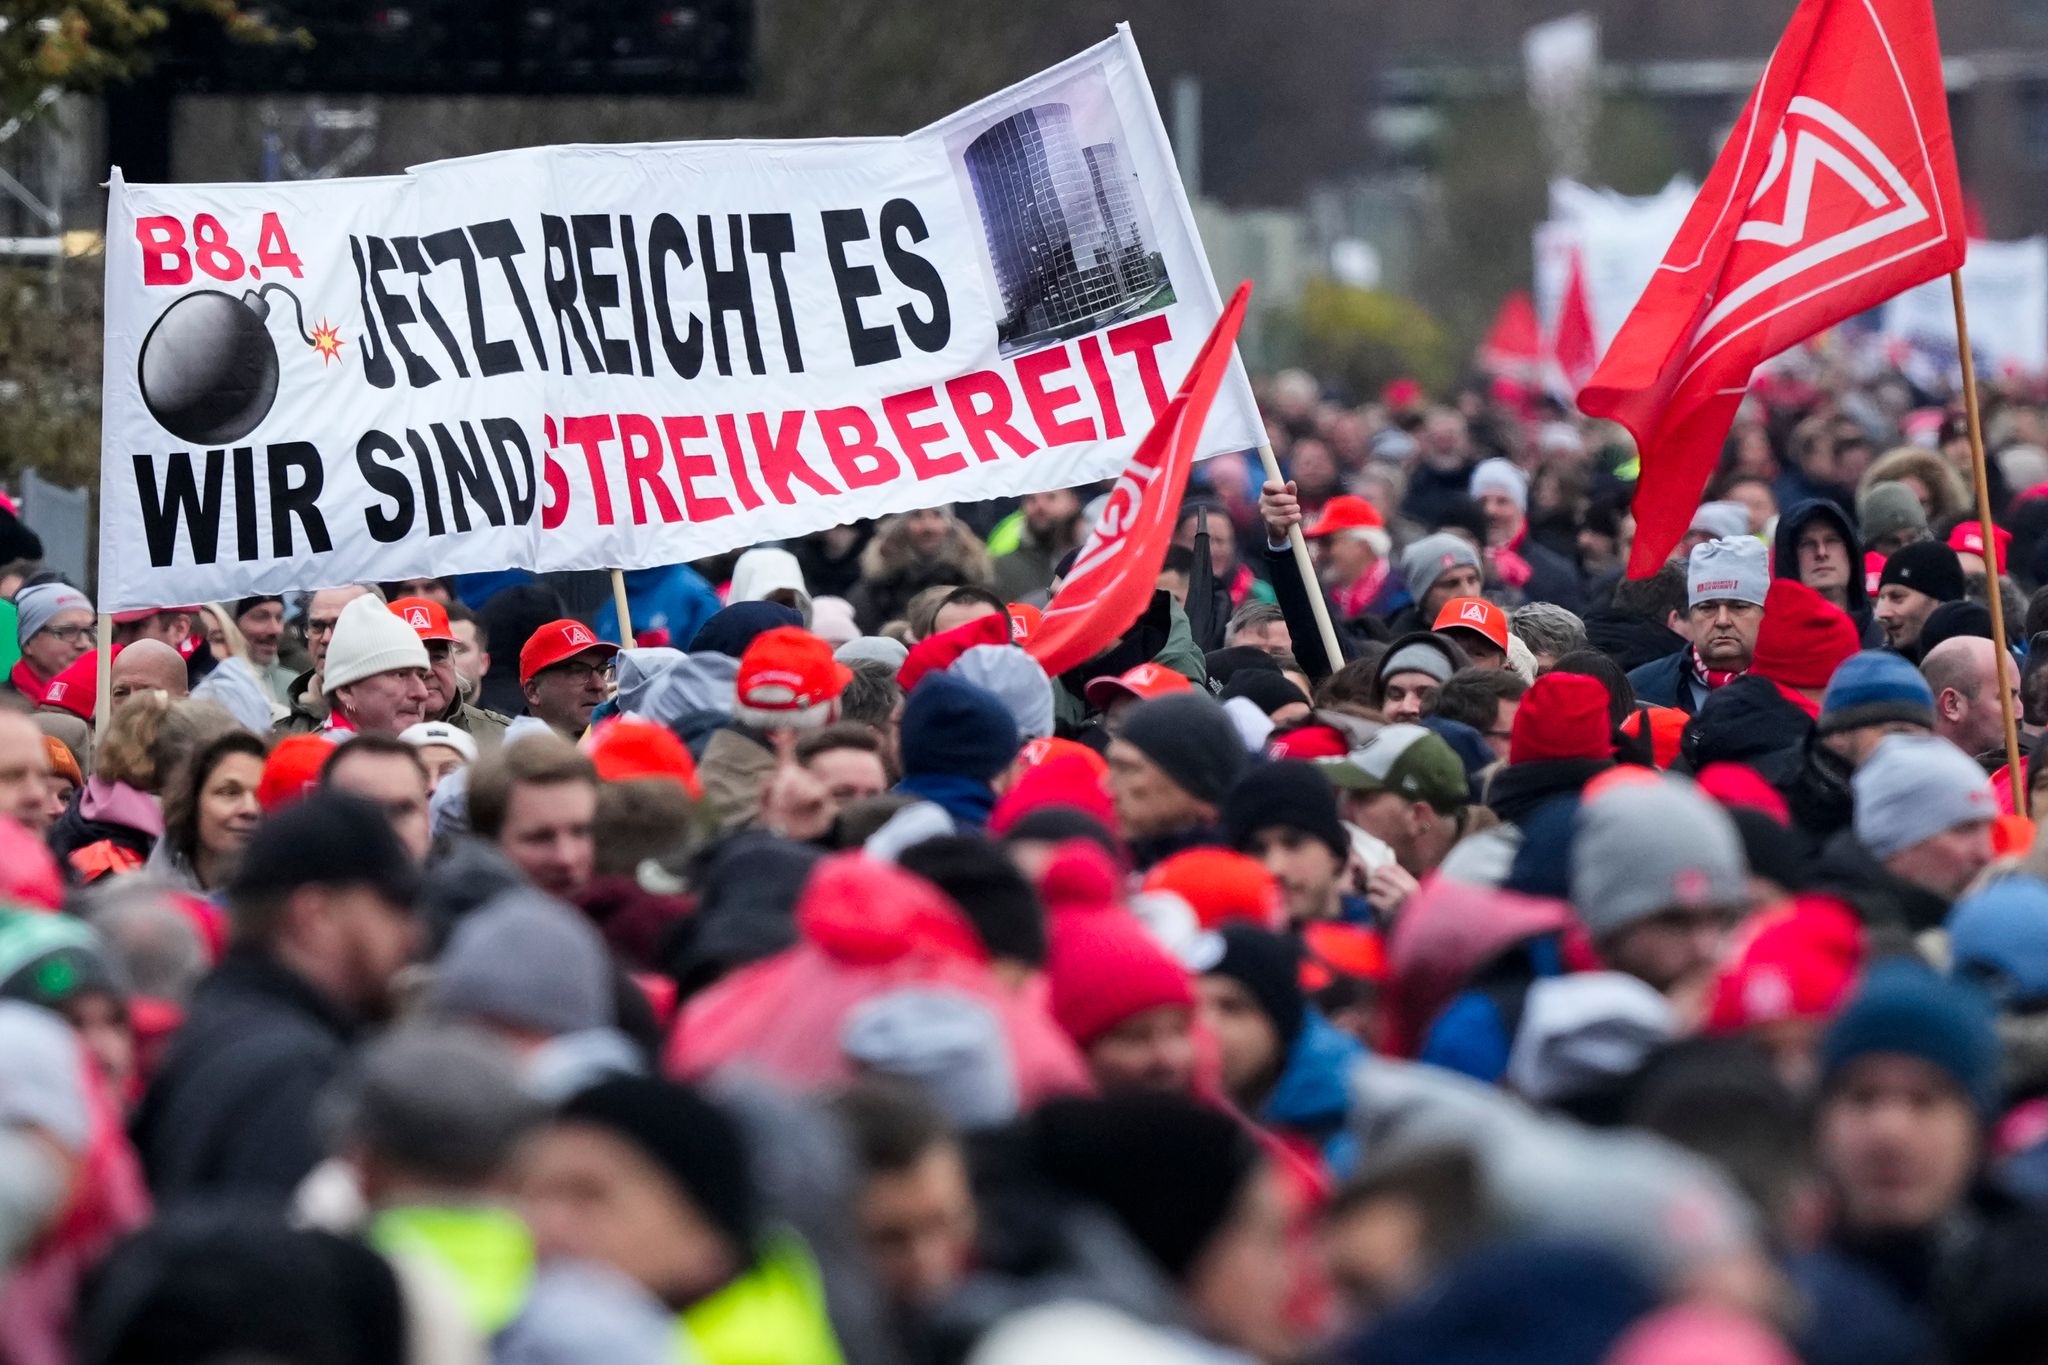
[1204,645,1282,688]
[1115,693,1249,805]
[559,1076,758,1257]
[899,835,1048,966]
[1029,1093,1261,1283]
[1206,925,1306,1046]
[228,790,421,911]
[1917,599,1994,658]
[1001,806,1121,857]
[234,594,285,620]
[1879,541,1966,604]
[1220,668,1311,718]
[1221,759,1348,859]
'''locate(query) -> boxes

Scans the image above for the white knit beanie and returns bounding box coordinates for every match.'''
[323,593,429,692]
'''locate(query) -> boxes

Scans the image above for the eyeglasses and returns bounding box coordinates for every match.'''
[44,624,96,644]
[546,659,613,685]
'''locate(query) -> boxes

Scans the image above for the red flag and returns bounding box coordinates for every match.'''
[1551,250,1600,395]
[1578,0,1965,576]
[1028,283,1251,679]
[1478,290,1544,384]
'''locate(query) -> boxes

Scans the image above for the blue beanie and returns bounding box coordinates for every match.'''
[900,673,1021,783]
[1818,650,1935,736]
[1949,876,2048,1009]
[687,601,803,659]
[1820,958,2001,1115]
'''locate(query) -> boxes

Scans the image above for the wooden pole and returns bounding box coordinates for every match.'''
[1255,441,1346,673]
[92,614,113,743]
[1951,271,2026,812]
[609,568,635,647]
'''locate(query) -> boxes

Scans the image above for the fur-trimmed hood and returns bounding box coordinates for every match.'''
[858,512,993,586]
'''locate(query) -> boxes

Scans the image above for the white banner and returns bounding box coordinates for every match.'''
[1533,177,1696,356]
[98,28,1260,612]
[1882,236,2048,380]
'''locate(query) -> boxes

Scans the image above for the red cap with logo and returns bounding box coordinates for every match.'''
[1083,661,1195,709]
[1432,596,1510,653]
[1303,496,1385,539]
[1948,520,2012,573]
[1006,602,1043,645]
[389,596,458,644]
[735,626,853,729]
[520,619,619,686]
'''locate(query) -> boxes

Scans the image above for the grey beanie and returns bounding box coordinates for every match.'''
[840,988,1019,1130]
[1853,733,1997,860]
[1115,692,1250,805]
[323,1025,543,1182]
[428,888,612,1037]
[1857,481,1929,546]
[1570,778,1747,939]
[1401,533,1483,604]
[836,636,910,669]
[14,583,91,648]
[1688,501,1751,541]
[950,644,1055,740]
[1379,640,1458,688]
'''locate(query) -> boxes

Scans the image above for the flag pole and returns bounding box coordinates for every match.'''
[92,615,112,743]
[609,568,634,647]
[1254,442,1346,673]
[1950,271,2026,810]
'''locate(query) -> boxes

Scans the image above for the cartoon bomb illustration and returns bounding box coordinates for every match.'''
[136,284,340,446]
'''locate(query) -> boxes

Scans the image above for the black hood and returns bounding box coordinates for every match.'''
[1774,498,1868,616]
[1582,608,1687,673]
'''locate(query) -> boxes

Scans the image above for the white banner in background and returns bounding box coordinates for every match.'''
[97,27,1261,612]
[1533,177,1696,356]
[1882,237,2048,379]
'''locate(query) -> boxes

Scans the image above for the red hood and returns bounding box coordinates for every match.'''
[797,853,989,966]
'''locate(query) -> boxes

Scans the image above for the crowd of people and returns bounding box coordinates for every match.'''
[11,358,2048,1364]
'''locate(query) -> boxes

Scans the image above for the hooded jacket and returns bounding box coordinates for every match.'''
[1677,674,1814,777]
[1260,1011,1366,1176]
[1774,499,1885,647]
[844,514,993,632]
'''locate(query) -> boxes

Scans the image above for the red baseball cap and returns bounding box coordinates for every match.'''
[1006,602,1043,645]
[1083,662,1194,709]
[1016,735,1110,780]
[1303,496,1385,539]
[1432,596,1510,653]
[735,625,853,727]
[520,619,619,686]
[1948,520,2012,573]
[585,717,704,798]
[389,596,458,644]
[1267,723,1349,760]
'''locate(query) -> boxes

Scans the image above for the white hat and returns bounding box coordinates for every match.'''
[323,594,430,692]
[1468,457,1530,513]
[400,720,479,765]
[1686,536,1769,610]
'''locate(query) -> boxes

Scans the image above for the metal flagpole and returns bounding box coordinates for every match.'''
[1950,271,2026,810]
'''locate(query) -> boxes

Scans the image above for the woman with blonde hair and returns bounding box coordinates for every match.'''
[47,690,174,879]
[1862,445,1970,523]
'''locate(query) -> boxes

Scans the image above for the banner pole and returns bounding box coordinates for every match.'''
[1951,270,2026,812]
[1255,442,1346,674]
[609,568,634,647]
[93,615,113,744]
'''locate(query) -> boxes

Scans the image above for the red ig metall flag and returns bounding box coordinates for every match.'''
[1578,0,1965,576]
[1028,282,1251,680]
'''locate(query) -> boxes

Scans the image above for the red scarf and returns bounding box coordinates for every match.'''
[1487,524,1533,591]
[1688,647,1743,692]
[321,709,358,737]
[7,659,49,705]
[1330,559,1390,620]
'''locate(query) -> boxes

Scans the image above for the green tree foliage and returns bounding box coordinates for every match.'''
[1290,279,1454,402]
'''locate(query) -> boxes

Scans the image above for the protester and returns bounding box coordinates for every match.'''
[281,584,379,729]
[144,729,266,893]
[8,583,94,705]
[1630,537,1769,714]
[1874,542,1967,659]
[1223,760,1361,924]
[1104,692,1247,865]
[1922,635,2022,765]
[392,594,511,746]
[133,790,420,1198]
[321,734,434,862]
[467,734,601,900]
[519,618,619,738]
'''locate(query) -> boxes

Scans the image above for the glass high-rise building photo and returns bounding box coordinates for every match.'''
[963,101,1171,354]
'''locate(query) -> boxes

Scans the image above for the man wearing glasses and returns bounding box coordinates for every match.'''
[7,582,94,705]
[518,618,619,739]
[280,583,381,732]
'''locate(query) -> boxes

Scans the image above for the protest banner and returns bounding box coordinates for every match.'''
[1882,236,2048,380]
[96,26,1262,612]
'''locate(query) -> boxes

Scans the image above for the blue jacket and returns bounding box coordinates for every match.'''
[1625,646,1701,715]
[1416,934,1568,1084]
[595,565,721,649]
[1262,1011,1366,1177]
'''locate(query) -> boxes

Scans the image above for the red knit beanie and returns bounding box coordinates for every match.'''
[1508,672,1611,765]
[897,613,1012,691]
[1750,579,1859,692]
[1704,894,1862,1034]
[1043,842,1195,1047]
